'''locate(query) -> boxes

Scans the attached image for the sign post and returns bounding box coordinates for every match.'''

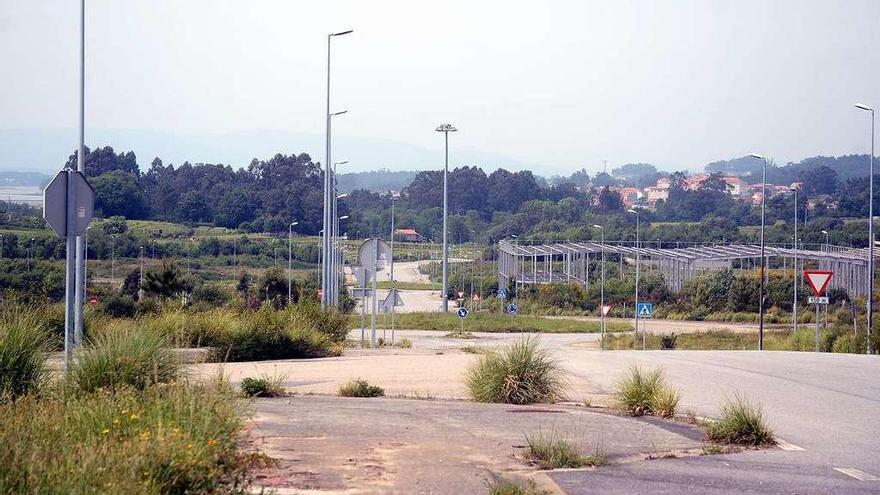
[497,288,506,316]
[457,306,469,336]
[43,169,94,366]
[804,270,833,352]
[600,305,613,339]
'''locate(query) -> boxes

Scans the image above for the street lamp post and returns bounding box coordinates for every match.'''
[288,221,298,305]
[593,225,606,339]
[855,103,874,354]
[791,186,799,335]
[436,123,457,312]
[750,154,769,350]
[321,28,353,310]
[627,208,642,349]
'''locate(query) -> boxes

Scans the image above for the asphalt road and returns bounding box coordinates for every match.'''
[552,349,880,494]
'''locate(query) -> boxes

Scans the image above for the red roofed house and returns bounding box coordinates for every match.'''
[394,228,423,242]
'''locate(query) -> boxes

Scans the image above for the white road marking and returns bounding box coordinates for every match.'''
[834,468,880,481]
[775,439,805,451]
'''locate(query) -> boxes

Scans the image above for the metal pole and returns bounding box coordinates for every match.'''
[288,222,293,305]
[371,237,378,348]
[793,187,798,335]
[601,228,606,338]
[758,157,767,351]
[635,213,642,350]
[321,34,332,309]
[73,0,86,349]
[390,197,396,345]
[815,303,820,352]
[442,131,449,312]
[331,163,337,307]
[869,109,875,354]
[64,171,76,367]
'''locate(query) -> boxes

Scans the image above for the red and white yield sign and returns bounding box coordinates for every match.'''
[804,270,833,297]
[601,305,613,317]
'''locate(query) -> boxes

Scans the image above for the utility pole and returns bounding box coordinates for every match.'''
[390,195,397,345]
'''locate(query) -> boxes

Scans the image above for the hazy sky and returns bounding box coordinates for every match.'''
[2,0,879,174]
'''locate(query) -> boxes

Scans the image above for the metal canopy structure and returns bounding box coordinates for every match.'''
[497,240,874,297]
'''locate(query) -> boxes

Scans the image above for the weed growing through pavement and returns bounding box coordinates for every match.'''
[466,336,567,405]
[613,365,680,418]
[705,395,775,446]
[338,378,385,398]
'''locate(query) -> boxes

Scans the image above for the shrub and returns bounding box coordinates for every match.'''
[338,378,384,397]
[101,293,137,318]
[613,366,680,418]
[0,381,269,493]
[67,324,179,393]
[466,337,567,404]
[706,395,775,446]
[523,431,607,469]
[240,373,286,397]
[659,333,677,350]
[0,309,50,402]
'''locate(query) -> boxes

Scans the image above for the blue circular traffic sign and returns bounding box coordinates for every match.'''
[507,303,519,315]
[457,307,469,319]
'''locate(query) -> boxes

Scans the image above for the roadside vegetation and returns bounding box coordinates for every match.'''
[602,327,876,354]
[367,311,630,334]
[0,308,50,401]
[488,478,550,495]
[338,378,385,398]
[240,373,287,398]
[613,366,680,418]
[523,431,608,469]
[466,337,567,404]
[0,307,268,493]
[706,396,775,446]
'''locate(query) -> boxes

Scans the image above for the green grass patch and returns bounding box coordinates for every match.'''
[523,431,607,469]
[602,328,863,353]
[338,378,385,398]
[706,395,775,446]
[0,380,268,493]
[466,337,567,404]
[367,312,631,333]
[613,366,680,418]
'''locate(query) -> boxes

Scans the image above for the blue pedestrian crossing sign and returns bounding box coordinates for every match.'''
[507,303,519,315]
[637,303,653,319]
[497,288,507,299]
[457,307,469,319]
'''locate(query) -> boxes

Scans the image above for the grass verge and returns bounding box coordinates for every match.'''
[365,312,631,333]
[706,395,775,446]
[488,478,550,495]
[466,337,567,404]
[0,380,269,493]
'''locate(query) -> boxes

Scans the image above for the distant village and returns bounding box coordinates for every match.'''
[611,172,838,211]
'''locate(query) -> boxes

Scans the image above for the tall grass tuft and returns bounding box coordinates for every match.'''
[240,372,287,398]
[613,366,680,418]
[706,395,775,446]
[0,308,50,402]
[466,337,567,404]
[488,478,550,495]
[67,323,179,394]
